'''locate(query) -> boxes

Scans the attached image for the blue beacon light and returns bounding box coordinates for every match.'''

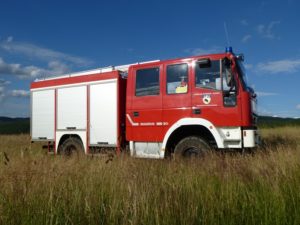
[225,46,233,53]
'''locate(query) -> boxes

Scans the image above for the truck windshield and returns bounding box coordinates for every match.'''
[236,59,249,91]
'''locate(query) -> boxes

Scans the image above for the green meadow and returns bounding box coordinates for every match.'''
[0,126,299,224]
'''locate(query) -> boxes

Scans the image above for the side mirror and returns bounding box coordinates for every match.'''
[236,54,244,62]
[222,57,233,87]
[222,57,231,68]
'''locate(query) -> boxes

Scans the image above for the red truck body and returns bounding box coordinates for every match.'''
[31,49,259,158]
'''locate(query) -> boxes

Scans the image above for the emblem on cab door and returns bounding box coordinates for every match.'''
[202,94,211,105]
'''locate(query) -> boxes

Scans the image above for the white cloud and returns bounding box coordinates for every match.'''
[0,86,30,104]
[257,24,265,33]
[126,48,134,53]
[184,46,222,55]
[0,58,70,79]
[10,90,30,98]
[256,92,278,97]
[241,34,252,43]
[0,39,92,66]
[6,36,13,43]
[241,20,248,26]
[257,59,300,74]
[244,64,253,70]
[256,105,275,116]
[0,79,11,85]
[257,21,280,39]
[48,61,70,75]
[0,57,46,78]
[256,106,298,118]
[0,37,91,80]
[0,79,8,102]
[0,86,5,102]
[296,104,300,110]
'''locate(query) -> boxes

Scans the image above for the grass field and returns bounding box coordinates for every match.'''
[0,127,300,225]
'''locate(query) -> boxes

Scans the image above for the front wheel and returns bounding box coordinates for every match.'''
[174,136,211,159]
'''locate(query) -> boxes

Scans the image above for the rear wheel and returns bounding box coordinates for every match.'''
[174,136,211,159]
[58,137,84,156]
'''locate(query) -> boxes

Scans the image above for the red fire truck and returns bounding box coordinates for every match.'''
[30,47,259,158]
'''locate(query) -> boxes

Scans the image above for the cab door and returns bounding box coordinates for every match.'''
[162,61,192,134]
[191,58,241,127]
[128,64,163,142]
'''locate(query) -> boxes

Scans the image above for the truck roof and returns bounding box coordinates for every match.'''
[32,52,231,83]
[33,60,160,82]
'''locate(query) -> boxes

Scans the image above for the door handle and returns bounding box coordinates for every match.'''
[133,111,139,117]
[193,108,201,115]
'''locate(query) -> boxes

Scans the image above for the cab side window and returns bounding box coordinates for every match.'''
[135,67,160,96]
[166,63,188,94]
[195,60,221,90]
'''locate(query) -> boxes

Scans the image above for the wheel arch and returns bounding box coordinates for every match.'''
[162,118,224,155]
[57,134,85,153]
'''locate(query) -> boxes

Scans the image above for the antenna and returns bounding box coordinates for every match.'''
[224,22,230,47]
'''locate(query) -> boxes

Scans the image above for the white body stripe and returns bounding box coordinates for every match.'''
[126,114,169,127]
[126,114,139,126]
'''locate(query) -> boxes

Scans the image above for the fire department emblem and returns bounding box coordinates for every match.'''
[202,94,211,105]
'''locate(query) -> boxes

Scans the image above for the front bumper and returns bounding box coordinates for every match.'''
[243,128,260,148]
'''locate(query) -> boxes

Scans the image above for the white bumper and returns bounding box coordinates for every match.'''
[216,127,259,148]
[242,128,260,148]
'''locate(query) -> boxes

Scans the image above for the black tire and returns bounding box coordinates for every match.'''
[58,137,84,156]
[174,136,211,159]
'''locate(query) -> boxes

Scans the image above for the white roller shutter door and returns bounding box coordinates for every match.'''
[90,81,117,145]
[31,89,55,140]
[57,86,87,130]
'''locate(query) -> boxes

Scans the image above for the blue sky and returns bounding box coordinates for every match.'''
[0,0,299,118]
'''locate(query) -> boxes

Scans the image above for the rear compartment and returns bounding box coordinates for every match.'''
[30,70,126,154]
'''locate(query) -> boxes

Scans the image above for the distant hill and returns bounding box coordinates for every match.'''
[0,117,30,134]
[258,116,300,128]
[0,115,299,135]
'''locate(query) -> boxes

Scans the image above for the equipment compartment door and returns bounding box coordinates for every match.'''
[57,86,87,130]
[31,89,55,140]
[89,80,118,145]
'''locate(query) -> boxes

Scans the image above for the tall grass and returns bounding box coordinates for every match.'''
[0,127,299,225]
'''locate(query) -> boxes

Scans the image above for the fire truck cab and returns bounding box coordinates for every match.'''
[126,48,259,158]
